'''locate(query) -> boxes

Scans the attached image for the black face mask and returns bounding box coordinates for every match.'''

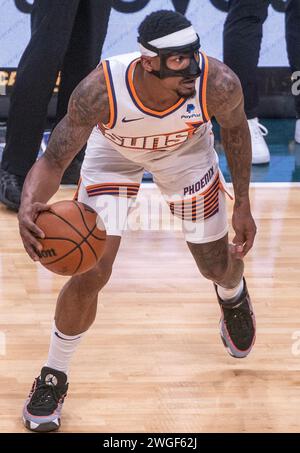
[138,35,201,79]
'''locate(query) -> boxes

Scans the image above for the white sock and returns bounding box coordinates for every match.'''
[45,322,84,374]
[217,278,244,303]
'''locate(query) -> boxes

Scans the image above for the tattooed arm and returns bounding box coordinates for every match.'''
[207,57,256,257]
[18,66,109,260]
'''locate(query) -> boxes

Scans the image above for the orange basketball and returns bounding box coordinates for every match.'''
[35,200,106,276]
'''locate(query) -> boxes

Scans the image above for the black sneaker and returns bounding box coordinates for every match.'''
[23,366,68,432]
[0,169,24,211]
[214,278,256,358]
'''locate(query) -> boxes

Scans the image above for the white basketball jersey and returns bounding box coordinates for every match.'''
[95,51,214,166]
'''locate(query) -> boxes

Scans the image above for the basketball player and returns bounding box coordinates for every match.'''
[18,10,257,432]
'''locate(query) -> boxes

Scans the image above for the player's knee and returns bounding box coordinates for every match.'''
[85,236,120,291]
[93,259,113,288]
[89,257,114,289]
[70,259,112,297]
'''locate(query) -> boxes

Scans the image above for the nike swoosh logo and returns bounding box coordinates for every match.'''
[55,332,81,341]
[122,116,144,123]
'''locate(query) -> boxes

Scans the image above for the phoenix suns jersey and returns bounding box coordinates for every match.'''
[79,51,233,243]
[93,50,215,167]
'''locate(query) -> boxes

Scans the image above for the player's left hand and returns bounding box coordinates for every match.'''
[231,203,257,259]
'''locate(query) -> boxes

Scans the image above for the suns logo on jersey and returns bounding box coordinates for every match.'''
[98,121,204,151]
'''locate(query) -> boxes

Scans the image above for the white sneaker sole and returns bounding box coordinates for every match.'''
[252,155,270,165]
[23,415,60,432]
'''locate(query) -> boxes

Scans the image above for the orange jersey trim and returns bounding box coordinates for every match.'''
[170,173,219,207]
[86,182,140,190]
[102,60,117,129]
[199,51,210,122]
[219,180,234,200]
[73,177,82,201]
[86,182,140,199]
[126,58,186,118]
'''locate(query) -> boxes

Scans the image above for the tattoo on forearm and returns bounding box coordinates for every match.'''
[43,116,92,170]
[44,66,109,171]
[206,57,251,207]
[221,120,251,207]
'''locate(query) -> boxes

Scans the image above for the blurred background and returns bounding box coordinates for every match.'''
[1,0,299,187]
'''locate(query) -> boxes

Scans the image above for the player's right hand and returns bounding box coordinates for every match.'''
[18,202,51,261]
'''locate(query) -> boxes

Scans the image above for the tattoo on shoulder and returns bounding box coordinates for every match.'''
[206,57,242,120]
[43,65,109,169]
[68,65,109,126]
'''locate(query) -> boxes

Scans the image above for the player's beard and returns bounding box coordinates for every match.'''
[176,77,197,98]
[176,86,196,99]
[178,88,196,99]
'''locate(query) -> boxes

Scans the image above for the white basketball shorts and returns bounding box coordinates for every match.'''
[76,128,232,244]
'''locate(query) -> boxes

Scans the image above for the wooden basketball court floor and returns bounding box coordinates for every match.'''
[0,183,300,433]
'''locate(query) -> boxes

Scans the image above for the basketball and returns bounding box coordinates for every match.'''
[35,200,106,276]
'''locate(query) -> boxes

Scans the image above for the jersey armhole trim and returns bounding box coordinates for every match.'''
[199,51,210,123]
[102,60,117,129]
[126,58,187,118]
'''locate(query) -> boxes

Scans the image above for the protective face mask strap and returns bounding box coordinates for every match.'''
[138,35,202,79]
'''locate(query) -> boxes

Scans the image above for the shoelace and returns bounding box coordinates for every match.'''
[257,121,268,137]
[251,120,268,140]
[30,382,61,409]
[224,302,253,334]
